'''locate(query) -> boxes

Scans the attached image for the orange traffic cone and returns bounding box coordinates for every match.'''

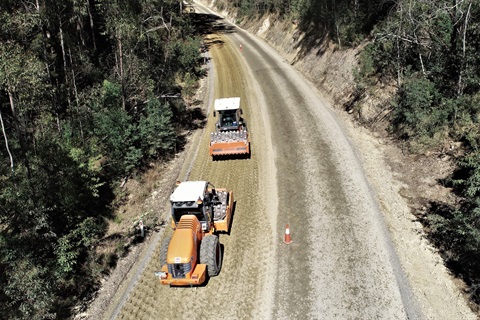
[283,224,293,244]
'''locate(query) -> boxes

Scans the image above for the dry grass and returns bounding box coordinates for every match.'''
[94,161,174,273]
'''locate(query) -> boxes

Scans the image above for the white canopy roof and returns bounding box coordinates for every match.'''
[214,97,240,111]
[170,181,207,202]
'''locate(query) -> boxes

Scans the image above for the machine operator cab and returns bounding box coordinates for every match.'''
[170,181,219,232]
[213,97,244,131]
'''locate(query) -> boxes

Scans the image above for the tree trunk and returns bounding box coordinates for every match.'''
[87,0,97,51]
[59,18,72,113]
[58,20,71,134]
[118,35,126,111]
[8,90,33,186]
[457,0,472,97]
[35,0,52,81]
[69,47,85,142]
[0,109,14,173]
[449,0,460,95]
[77,16,86,46]
[69,47,79,107]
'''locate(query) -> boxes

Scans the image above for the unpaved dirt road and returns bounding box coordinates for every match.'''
[109,15,278,320]
[102,3,476,320]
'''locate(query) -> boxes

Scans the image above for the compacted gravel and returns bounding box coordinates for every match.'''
[96,3,477,320]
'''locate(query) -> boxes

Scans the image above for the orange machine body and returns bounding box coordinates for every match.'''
[160,216,207,286]
[209,135,250,157]
[159,181,233,286]
[210,97,250,159]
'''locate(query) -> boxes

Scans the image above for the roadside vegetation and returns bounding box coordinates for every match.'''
[0,0,204,318]
[2,0,480,318]
[218,0,480,309]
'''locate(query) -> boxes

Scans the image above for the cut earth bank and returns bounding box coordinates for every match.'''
[197,0,478,318]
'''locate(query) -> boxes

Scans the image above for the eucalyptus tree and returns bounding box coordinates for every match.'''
[0,0,203,317]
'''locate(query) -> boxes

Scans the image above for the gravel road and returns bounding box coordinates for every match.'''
[205,9,421,320]
[102,3,477,320]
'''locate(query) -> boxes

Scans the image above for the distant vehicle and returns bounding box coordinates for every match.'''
[156,181,234,286]
[209,97,250,159]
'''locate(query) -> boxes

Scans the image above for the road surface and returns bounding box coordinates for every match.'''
[110,4,423,320]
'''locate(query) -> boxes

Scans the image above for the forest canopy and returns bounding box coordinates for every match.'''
[0,0,204,318]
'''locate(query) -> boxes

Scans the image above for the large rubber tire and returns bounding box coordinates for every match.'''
[159,237,171,267]
[200,235,222,277]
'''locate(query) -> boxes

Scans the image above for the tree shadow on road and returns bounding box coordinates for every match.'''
[191,12,237,37]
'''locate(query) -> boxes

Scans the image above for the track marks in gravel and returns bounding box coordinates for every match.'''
[232,28,410,319]
[116,34,276,320]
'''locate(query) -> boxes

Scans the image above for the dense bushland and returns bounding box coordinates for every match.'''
[220,0,480,308]
[214,0,392,46]
[356,0,480,305]
[0,0,204,318]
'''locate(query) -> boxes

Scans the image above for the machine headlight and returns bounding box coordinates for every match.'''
[155,271,168,279]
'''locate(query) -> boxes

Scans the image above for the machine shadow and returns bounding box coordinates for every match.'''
[212,152,251,161]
